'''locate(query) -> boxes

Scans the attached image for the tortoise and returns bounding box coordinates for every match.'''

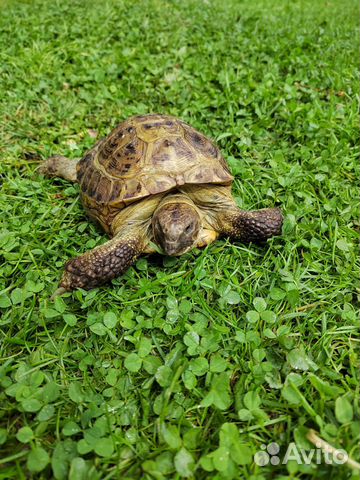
[40,114,283,296]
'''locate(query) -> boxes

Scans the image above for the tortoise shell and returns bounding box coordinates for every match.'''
[77,114,233,232]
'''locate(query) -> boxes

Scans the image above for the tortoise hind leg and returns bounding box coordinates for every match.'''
[39,155,79,182]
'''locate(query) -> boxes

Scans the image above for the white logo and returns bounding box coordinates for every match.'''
[254,442,348,466]
[254,443,280,466]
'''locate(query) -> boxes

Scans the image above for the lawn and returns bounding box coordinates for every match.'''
[0,0,359,478]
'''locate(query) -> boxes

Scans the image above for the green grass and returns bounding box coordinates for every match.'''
[0,0,359,478]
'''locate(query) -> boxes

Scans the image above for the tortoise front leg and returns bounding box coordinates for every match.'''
[219,207,283,243]
[185,185,283,244]
[52,234,147,297]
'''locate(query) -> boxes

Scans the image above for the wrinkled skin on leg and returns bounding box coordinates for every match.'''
[59,235,145,292]
[221,207,283,243]
[48,186,158,297]
[183,185,283,244]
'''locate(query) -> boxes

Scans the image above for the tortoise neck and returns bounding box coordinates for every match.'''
[155,191,197,211]
[111,194,164,236]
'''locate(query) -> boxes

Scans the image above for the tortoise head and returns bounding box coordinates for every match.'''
[152,200,201,256]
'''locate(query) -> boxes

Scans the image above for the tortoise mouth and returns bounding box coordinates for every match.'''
[162,240,194,257]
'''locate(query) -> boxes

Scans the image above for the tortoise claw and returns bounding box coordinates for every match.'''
[50,287,68,301]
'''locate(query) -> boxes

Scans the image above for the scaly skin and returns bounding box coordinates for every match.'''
[59,235,146,291]
[221,208,283,243]
[184,185,283,243]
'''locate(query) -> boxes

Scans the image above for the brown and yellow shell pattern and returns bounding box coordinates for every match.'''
[76,114,233,232]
